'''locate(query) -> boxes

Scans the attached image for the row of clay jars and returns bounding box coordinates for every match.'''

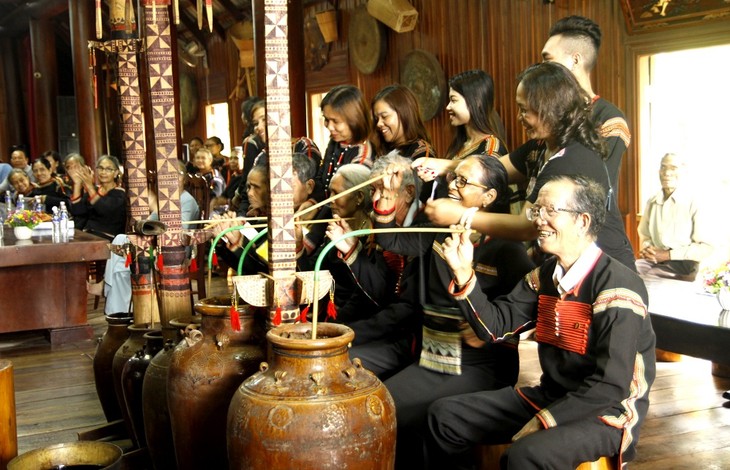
[142,317,201,470]
[92,312,133,423]
[111,324,157,448]
[167,298,266,470]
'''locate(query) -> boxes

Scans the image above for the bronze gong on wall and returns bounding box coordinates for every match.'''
[349,5,387,75]
[400,49,447,121]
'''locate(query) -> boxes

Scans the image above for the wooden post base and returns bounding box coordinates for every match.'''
[0,360,18,469]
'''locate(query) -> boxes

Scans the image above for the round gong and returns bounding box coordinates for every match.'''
[400,49,447,121]
[349,5,387,75]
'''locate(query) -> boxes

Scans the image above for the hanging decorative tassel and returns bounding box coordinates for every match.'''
[299,304,310,324]
[197,0,203,30]
[273,298,282,326]
[326,287,337,320]
[157,250,164,270]
[230,289,241,331]
[189,257,198,273]
[212,252,219,267]
[124,246,132,268]
[95,0,102,39]
[205,0,213,33]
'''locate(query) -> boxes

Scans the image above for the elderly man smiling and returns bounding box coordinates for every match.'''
[427,174,656,469]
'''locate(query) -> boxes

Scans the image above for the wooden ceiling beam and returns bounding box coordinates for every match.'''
[218,0,245,22]
[178,8,208,47]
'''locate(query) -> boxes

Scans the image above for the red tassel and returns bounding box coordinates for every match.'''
[212,252,219,267]
[157,252,164,270]
[230,305,241,331]
[189,257,198,273]
[273,305,282,326]
[124,251,132,268]
[299,304,309,323]
[326,298,337,320]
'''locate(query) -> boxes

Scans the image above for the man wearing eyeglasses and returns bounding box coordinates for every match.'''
[428,174,656,469]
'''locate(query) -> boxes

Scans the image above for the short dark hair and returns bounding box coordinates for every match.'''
[321,85,372,143]
[548,16,601,71]
[292,152,316,183]
[545,173,606,239]
[466,156,511,215]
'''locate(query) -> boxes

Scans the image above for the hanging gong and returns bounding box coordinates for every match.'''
[349,5,387,75]
[400,49,447,121]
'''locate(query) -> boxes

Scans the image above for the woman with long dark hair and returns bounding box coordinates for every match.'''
[412,70,507,198]
[424,61,635,269]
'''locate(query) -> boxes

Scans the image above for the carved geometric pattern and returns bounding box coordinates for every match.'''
[265,0,298,321]
[144,3,182,249]
[116,43,150,227]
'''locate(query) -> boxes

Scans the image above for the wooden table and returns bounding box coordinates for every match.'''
[644,276,730,365]
[0,229,109,344]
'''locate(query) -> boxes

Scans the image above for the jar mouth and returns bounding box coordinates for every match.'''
[8,441,123,469]
[267,323,354,350]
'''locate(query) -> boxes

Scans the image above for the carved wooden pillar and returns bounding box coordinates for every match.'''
[263,0,300,324]
[141,0,191,326]
[288,0,305,138]
[69,0,104,163]
[29,17,59,155]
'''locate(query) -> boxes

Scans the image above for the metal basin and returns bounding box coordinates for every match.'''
[7,441,122,470]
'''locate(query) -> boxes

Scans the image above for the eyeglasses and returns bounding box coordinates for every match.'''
[525,204,581,221]
[96,166,116,173]
[446,171,489,190]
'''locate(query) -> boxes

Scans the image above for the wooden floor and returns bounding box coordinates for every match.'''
[2,276,730,468]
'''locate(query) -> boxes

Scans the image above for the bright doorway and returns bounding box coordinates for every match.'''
[637,43,730,261]
[637,44,730,204]
[205,102,231,154]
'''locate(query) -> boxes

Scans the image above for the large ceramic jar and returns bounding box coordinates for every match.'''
[142,316,202,470]
[167,298,265,470]
[93,312,132,422]
[111,324,156,448]
[227,323,396,469]
[121,330,164,452]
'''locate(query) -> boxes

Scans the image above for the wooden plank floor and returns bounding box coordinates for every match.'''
[1,276,730,468]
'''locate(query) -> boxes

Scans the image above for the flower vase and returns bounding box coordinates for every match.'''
[13,226,32,240]
[718,289,730,311]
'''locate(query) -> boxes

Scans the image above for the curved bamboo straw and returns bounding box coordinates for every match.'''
[311,227,468,339]
[238,228,269,275]
[184,216,267,227]
[292,172,388,219]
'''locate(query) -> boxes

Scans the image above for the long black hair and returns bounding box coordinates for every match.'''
[517,62,606,158]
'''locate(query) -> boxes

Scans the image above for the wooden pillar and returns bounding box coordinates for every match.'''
[29,17,59,156]
[288,1,306,138]
[0,39,25,161]
[69,0,104,164]
[0,360,18,468]
[252,0,265,99]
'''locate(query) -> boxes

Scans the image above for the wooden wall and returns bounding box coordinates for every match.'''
[304,0,635,241]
